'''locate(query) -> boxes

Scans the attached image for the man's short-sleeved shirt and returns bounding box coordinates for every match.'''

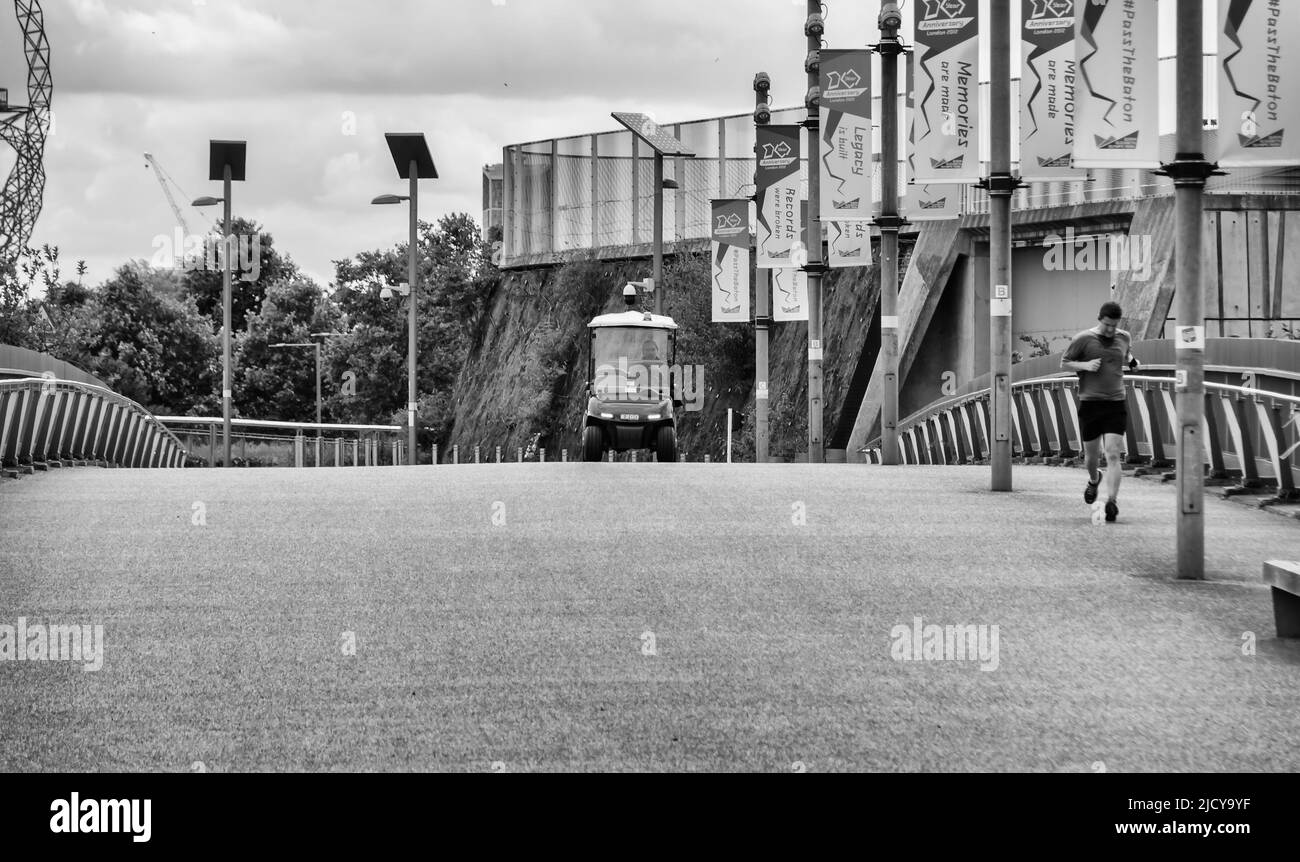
[1063,328,1131,401]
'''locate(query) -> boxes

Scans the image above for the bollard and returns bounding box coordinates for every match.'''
[391,440,399,465]
[679,453,685,462]
[727,408,733,463]
[517,447,523,462]
[474,445,480,463]
[631,450,637,463]
[352,439,359,466]
[608,450,615,463]
[334,437,342,467]
[453,444,459,465]
[495,446,501,463]
[562,449,567,462]
[207,424,216,468]
[432,443,438,465]
[540,448,546,463]
[294,432,305,468]
[652,452,657,462]
[704,454,710,463]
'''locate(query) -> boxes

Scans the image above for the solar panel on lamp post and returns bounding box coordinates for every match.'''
[371,133,435,465]
[193,139,247,468]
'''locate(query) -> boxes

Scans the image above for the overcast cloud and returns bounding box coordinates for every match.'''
[2,0,1206,287]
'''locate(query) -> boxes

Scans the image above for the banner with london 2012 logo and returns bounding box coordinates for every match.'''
[1021,0,1081,180]
[819,49,872,220]
[1218,0,1300,167]
[710,199,750,323]
[755,125,802,269]
[1073,0,1158,168]
[910,0,980,184]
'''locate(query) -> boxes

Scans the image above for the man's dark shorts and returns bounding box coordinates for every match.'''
[1078,400,1128,442]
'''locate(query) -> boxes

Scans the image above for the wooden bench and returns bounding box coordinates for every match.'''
[1263,561,1300,638]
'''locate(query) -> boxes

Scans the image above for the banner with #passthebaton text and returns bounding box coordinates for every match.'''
[1218,0,1300,167]
[1073,0,1158,168]
[710,199,751,323]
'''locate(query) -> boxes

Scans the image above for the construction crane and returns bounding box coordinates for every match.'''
[144,152,196,235]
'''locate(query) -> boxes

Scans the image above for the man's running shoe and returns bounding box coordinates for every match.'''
[1084,476,1100,505]
[1105,499,1118,522]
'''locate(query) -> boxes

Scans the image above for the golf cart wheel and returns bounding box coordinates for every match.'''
[655,425,678,463]
[583,426,604,462]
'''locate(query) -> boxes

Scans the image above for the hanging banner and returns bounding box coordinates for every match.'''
[755,125,802,268]
[1020,0,1080,180]
[910,0,980,184]
[1218,0,1300,167]
[771,268,809,322]
[1073,0,1158,168]
[710,199,751,322]
[901,183,961,220]
[828,220,872,267]
[820,49,873,220]
[773,200,808,321]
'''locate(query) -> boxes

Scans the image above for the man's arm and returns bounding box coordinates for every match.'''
[1061,335,1099,372]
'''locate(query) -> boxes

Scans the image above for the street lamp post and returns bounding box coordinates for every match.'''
[193,140,246,468]
[270,333,331,465]
[373,133,436,465]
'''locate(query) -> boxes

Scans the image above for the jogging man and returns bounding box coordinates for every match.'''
[1061,301,1139,522]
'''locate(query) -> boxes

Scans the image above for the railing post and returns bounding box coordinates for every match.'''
[294,432,304,468]
[208,423,216,467]
[334,436,341,467]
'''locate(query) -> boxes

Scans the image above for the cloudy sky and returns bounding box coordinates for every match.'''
[2,0,1208,288]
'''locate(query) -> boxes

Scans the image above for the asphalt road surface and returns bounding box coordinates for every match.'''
[2,463,1298,772]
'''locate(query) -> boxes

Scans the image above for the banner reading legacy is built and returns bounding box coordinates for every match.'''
[819,49,872,220]
[1073,0,1158,168]
[710,199,750,323]
[910,0,980,184]
[1218,0,1300,167]
[756,125,802,269]
[1021,0,1079,180]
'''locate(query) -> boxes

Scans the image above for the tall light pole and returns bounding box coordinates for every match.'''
[752,73,773,464]
[373,133,436,465]
[270,333,330,465]
[986,0,1014,491]
[803,0,825,463]
[611,113,694,315]
[875,2,904,465]
[193,140,246,468]
[1161,0,1214,579]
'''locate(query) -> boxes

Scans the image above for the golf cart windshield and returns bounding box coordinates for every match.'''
[591,326,671,402]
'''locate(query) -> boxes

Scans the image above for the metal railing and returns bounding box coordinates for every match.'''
[863,371,1300,499]
[155,416,404,467]
[0,377,188,471]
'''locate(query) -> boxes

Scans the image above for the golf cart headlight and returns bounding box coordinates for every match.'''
[600,412,614,419]
[648,414,661,420]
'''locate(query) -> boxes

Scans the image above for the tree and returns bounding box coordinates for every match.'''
[0,244,61,349]
[63,262,220,415]
[232,278,341,422]
[326,213,497,446]
[181,217,297,335]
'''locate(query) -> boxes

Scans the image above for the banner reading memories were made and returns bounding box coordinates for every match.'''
[1218,0,1300,167]
[710,199,750,323]
[755,125,801,269]
[1020,0,1079,180]
[910,0,980,184]
[1073,0,1158,168]
[819,49,872,220]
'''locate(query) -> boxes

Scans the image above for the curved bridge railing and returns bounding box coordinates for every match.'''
[863,370,1300,500]
[0,377,187,472]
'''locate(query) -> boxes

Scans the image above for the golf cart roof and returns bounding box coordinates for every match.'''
[587,310,678,330]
